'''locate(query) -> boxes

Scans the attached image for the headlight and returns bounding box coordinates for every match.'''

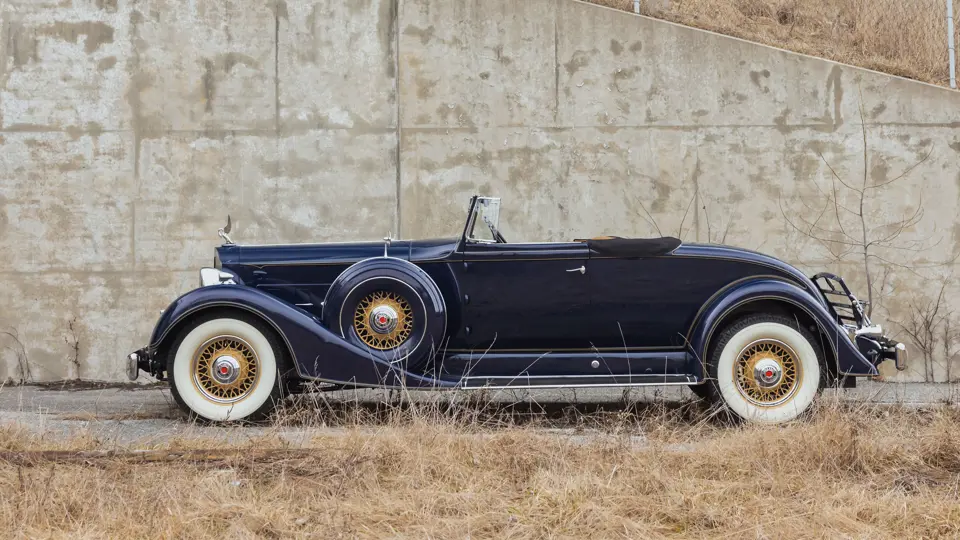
[199,268,236,287]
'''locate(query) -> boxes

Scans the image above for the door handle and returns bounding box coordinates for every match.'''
[566,265,586,275]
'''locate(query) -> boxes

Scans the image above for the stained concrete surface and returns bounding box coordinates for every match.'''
[0,382,956,445]
[1,0,959,384]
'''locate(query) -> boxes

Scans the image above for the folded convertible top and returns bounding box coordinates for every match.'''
[586,236,682,257]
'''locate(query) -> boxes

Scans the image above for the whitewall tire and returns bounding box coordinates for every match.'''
[167,314,286,422]
[708,314,822,424]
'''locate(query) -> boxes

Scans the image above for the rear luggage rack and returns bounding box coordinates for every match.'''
[811,272,872,330]
[812,273,907,371]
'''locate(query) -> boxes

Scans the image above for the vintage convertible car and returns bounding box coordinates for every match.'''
[127,196,904,424]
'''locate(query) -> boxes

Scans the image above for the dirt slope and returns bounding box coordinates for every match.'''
[590,0,957,88]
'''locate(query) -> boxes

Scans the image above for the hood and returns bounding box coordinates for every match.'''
[215,237,459,268]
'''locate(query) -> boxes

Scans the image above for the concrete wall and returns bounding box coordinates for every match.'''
[1,0,959,382]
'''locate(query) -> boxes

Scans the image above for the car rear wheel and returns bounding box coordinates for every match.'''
[707,314,822,424]
[167,313,287,422]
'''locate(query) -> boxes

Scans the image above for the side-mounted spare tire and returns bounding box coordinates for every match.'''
[322,257,447,372]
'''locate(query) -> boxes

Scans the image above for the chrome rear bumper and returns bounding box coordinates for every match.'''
[893,341,907,371]
[813,273,907,372]
[855,331,907,372]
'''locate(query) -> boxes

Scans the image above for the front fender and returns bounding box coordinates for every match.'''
[687,278,877,378]
[150,285,454,387]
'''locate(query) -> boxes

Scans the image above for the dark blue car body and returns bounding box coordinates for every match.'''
[133,197,898,392]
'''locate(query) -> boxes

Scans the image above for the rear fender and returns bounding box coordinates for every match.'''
[150,285,452,387]
[687,278,877,379]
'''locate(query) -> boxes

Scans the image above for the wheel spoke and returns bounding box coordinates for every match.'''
[733,339,802,407]
[353,291,414,350]
[192,335,260,404]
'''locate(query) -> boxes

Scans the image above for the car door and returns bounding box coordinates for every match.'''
[451,242,592,351]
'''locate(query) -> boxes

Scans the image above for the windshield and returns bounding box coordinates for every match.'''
[467,197,502,243]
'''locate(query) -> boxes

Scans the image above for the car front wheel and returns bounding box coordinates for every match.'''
[707,314,823,424]
[167,312,287,422]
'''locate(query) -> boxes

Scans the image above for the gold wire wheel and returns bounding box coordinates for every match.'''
[192,335,260,403]
[733,339,801,407]
[353,291,414,350]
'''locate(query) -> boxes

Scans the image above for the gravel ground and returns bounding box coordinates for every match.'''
[0,381,957,445]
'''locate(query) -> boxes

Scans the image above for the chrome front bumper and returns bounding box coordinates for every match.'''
[126,352,139,381]
[126,348,154,381]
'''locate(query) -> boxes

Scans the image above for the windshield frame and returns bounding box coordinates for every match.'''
[463,196,503,244]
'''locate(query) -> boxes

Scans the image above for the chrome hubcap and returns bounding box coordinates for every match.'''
[354,291,414,351]
[753,358,783,388]
[735,338,800,406]
[211,355,241,385]
[369,305,399,334]
[193,335,260,404]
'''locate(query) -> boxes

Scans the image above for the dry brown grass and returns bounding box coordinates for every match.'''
[2,401,960,538]
[589,0,958,87]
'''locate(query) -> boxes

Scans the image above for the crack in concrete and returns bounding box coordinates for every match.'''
[554,0,560,125]
[126,4,145,271]
[393,0,402,238]
[274,2,281,134]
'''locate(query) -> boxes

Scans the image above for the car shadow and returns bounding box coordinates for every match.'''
[277,388,712,428]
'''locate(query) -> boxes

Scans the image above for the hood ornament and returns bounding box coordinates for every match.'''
[218,215,234,245]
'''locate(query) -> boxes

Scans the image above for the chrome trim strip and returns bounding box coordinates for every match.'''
[443,346,685,353]
[227,240,404,248]
[461,373,685,380]
[249,260,382,268]
[256,283,332,288]
[292,376,698,390]
[454,256,588,263]
[459,381,696,390]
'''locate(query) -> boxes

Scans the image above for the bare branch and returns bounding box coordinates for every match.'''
[866,145,933,191]
[720,218,733,244]
[818,152,863,196]
[676,187,697,240]
[625,187,663,237]
[829,175,858,243]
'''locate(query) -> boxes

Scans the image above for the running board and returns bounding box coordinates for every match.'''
[459,374,696,389]
[439,351,692,379]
